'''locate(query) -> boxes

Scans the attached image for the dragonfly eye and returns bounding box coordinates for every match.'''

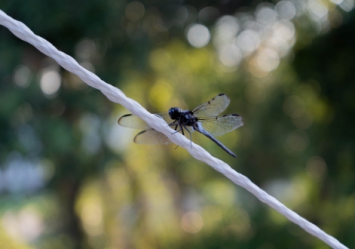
[168,107,181,120]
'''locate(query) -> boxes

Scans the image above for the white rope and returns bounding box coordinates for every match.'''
[0,10,348,249]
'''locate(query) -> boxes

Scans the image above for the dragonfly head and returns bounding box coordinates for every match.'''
[168,107,181,120]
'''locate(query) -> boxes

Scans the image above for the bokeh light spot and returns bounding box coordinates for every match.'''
[283,95,304,118]
[15,103,33,124]
[273,20,295,41]
[214,15,239,45]
[308,0,328,19]
[276,1,296,20]
[339,0,355,12]
[149,79,173,109]
[2,208,44,242]
[174,6,189,26]
[331,0,344,4]
[149,49,171,71]
[236,30,260,55]
[265,36,291,57]
[13,65,31,88]
[40,67,61,96]
[198,6,219,23]
[125,1,145,21]
[256,7,278,26]
[256,48,280,72]
[264,179,307,206]
[181,212,203,233]
[75,39,96,60]
[306,157,327,180]
[80,201,103,236]
[80,61,95,73]
[292,112,313,129]
[218,44,242,67]
[186,24,211,48]
[285,130,309,153]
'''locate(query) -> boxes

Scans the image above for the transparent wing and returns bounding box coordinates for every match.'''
[192,93,230,117]
[118,113,172,129]
[198,114,244,136]
[134,129,173,145]
[134,124,194,144]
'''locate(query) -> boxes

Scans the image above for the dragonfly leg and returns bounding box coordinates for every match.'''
[173,124,184,150]
[171,124,192,149]
[167,121,177,130]
[172,124,182,135]
[173,123,181,149]
[182,125,193,149]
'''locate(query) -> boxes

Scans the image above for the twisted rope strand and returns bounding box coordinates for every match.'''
[0,10,348,249]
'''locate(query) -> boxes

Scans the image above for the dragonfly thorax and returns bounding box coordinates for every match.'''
[169,107,197,126]
[180,111,197,126]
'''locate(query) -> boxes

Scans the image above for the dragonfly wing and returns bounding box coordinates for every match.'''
[192,93,230,117]
[118,113,171,129]
[134,124,194,144]
[118,114,150,129]
[198,114,244,136]
[134,129,173,145]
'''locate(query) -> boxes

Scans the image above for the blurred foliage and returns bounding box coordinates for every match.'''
[1,0,355,249]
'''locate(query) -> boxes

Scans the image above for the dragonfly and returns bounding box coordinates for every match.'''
[118,93,244,158]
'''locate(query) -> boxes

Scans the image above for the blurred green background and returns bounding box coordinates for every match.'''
[1,0,355,248]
